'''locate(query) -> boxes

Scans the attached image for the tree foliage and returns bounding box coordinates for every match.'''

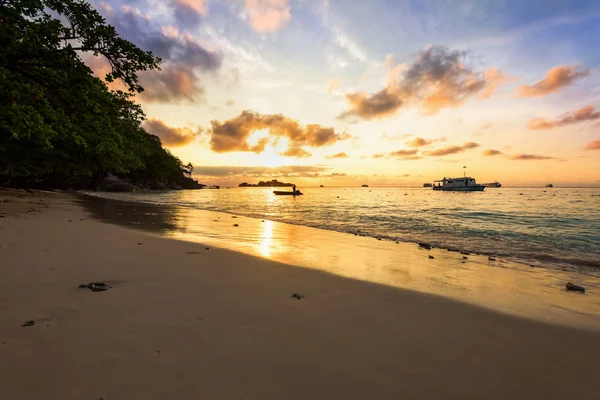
[0,0,193,188]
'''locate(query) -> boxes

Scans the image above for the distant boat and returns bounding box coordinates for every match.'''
[485,181,502,188]
[423,183,433,188]
[362,184,369,187]
[320,185,324,187]
[545,183,554,188]
[433,176,485,191]
[273,190,303,196]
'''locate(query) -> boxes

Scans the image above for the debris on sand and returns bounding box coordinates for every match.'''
[428,255,435,259]
[292,293,304,300]
[488,257,496,261]
[21,320,35,327]
[566,282,585,293]
[418,242,432,250]
[187,251,200,255]
[78,282,111,292]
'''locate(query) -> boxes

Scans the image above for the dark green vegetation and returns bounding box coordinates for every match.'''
[0,0,197,189]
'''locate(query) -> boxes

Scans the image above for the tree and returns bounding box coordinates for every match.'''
[0,0,192,188]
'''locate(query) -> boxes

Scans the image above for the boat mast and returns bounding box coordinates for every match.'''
[463,165,466,178]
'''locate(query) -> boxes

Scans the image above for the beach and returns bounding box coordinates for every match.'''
[1,189,600,400]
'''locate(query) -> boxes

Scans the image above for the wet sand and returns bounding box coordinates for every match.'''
[1,189,600,400]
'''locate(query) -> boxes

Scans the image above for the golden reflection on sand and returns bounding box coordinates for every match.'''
[90,199,599,330]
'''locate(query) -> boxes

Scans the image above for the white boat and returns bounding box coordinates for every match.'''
[433,176,485,191]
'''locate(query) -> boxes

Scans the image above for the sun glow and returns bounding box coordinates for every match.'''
[246,133,291,168]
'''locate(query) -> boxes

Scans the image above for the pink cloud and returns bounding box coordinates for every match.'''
[527,105,600,130]
[516,65,590,97]
[244,0,291,33]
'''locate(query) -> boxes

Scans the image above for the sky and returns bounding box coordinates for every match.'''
[88,0,600,186]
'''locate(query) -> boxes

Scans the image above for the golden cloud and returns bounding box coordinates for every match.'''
[209,111,351,157]
[509,154,555,160]
[516,65,589,97]
[481,149,503,156]
[423,142,480,156]
[326,152,350,159]
[406,137,432,147]
[389,149,419,158]
[142,119,198,147]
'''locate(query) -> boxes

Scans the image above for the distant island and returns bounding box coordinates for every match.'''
[239,179,293,187]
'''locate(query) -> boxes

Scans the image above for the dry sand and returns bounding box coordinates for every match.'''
[1,189,600,400]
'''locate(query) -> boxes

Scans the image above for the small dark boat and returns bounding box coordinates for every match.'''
[273,190,303,196]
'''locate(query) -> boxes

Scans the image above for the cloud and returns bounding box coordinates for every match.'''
[527,105,600,130]
[138,65,202,103]
[209,110,352,157]
[326,152,349,159]
[243,0,291,33]
[142,119,198,147]
[516,65,590,97]
[389,149,419,158]
[423,142,480,156]
[341,88,403,120]
[327,78,343,93]
[339,46,509,120]
[479,68,516,99]
[584,139,600,150]
[509,154,555,160]
[371,153,386,159]
[192,165,333,177]
[89,5,222,103]
[170,0,209,24]
[406,137,432,147]
[482,149,503,156]
[108,7,221,69]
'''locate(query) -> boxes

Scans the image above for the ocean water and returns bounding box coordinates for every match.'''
[84,187,600,276]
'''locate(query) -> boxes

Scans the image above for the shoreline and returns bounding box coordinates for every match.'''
[78,191,600,330]
[2,189,600,399]
[80,188,600,276]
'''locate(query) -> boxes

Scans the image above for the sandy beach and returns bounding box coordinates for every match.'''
[1,189,600,400]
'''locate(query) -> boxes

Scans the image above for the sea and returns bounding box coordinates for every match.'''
[84,186,600,277]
